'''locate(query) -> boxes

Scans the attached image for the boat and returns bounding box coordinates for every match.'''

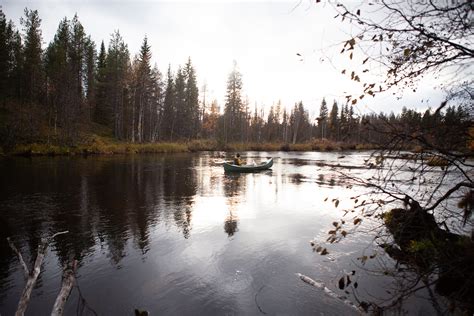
[223,158,273,172]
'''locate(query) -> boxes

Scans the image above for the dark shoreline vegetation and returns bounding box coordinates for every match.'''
[2,138,380,157]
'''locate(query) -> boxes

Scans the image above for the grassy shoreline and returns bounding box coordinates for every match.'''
[2,138,379,157]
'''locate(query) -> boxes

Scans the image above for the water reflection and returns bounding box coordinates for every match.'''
[0,151,432,315]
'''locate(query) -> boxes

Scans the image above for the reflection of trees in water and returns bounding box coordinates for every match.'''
[163,156,197,239]
[222,173,246,237]
[0,216,14,302]
[223,173,246,197]
[0,154,199,274]
[289,173,304,184]
[224,210,238,237]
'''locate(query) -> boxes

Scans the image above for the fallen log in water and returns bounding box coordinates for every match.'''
[296,273,362,313]
[51,260,77,316]
[7,231,69,316]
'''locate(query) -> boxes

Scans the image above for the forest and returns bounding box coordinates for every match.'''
[0,8,471,153]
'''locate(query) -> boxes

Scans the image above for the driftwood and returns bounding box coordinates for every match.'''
[296,273,362,313]
[51,260,77,316]
[7,231,69,316]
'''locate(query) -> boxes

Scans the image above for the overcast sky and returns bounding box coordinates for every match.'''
[2,0,446,117]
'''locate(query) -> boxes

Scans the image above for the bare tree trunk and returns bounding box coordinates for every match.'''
[15,240,47,316]
[51,260,77,316]
[7,231,69,316]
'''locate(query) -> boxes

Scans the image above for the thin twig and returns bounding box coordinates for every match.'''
[254,285,267,315]
[7,237,29,279]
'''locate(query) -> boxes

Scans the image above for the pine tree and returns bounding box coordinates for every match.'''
[69,14,86,115]
[173,66,186,139]
[95,40,108,124]
[84,36,96,121]
[161,65,175,140]
[328,100,339,140]
[21,8,44,105]
[0,10,9,103]
[105,30,130,139]
[132,36,153,143]
[184,57,199,139]
[45,17,70,135]
[290,101,310,144]
[223,61,244,142]
[318,98,328,139]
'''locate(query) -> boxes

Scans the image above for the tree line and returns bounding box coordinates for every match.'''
[0,8,470,150]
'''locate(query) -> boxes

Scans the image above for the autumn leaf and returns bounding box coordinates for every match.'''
[338,277,345,289]
[354,218,362,225]
[358,255,368,264]
[404,48,411,57]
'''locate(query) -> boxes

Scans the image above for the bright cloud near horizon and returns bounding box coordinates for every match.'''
[3,0,446,118]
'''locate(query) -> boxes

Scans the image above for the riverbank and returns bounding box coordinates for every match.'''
[2,137,378,157]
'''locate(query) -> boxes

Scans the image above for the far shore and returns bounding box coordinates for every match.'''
[1,138,380,157]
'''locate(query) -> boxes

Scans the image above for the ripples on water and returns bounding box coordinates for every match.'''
[0,152,446,315]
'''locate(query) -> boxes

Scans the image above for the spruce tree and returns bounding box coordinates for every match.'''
[21,8,44,105]
[95,40,108,124]
[318,98,328,139]
[161,65,175,140]
[184,57,199,139]
[328,100,339,140]
[223,61,244,142]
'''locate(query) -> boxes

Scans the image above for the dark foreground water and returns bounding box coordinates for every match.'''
[0,152,442,315]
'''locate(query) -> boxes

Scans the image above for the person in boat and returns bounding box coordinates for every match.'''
[233,153,243,166]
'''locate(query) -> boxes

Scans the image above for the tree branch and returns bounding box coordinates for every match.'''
[6,237,29,279]
[425,181,474,212]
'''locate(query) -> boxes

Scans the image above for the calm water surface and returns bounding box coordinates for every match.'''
[0,152,438,315]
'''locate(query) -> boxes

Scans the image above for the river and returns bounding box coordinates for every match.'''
[0,151,444,315]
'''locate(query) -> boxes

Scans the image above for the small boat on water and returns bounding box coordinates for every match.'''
[223,158,273,172]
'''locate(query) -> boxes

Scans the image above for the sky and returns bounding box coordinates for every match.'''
[2,0,446,118]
